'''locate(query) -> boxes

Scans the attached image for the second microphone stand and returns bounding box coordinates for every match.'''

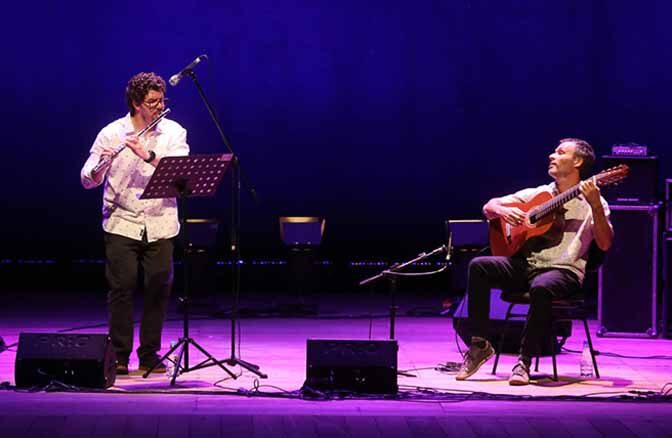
[359,245,448,340]
[359,245,448,378]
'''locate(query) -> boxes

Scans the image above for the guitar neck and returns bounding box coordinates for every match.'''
[524,165,627,225]
[529,184,582,224]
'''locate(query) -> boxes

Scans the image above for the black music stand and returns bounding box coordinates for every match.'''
[140,153,237,384]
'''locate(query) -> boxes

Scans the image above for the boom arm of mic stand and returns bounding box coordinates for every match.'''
[358,245,448,287]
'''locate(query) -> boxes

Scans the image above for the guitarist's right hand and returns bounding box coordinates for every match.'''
[497,206,526,226]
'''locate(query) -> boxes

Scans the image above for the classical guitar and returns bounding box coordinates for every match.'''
[489,164,629,257]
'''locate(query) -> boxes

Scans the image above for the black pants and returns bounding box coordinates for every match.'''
[466,256,580,357]
[104,232,174,364]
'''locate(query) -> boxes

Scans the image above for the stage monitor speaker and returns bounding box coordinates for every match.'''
[453,289,570,355]
[598,204,660,337]
[602,155,658,205]
[304,339,397,394]
[15,333,116,388]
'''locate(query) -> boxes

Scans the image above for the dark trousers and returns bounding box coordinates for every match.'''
[104,232,174,363]
[466,256,580,357]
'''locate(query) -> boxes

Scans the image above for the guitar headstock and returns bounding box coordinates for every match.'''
[595,164,629,188]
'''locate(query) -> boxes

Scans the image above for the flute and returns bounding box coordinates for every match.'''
[92,108,171,174]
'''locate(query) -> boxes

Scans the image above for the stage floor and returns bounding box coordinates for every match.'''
[1,290,671,437]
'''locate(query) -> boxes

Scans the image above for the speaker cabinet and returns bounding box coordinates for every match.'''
[663,233,672,339]
[304,339,397,394]
[453,289,570,355]
[598,204,660,337]
[602,155,659,205]
[15,333,116,388]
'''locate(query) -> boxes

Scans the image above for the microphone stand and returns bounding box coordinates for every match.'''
[182,69,266,378]
[359,245,448,377]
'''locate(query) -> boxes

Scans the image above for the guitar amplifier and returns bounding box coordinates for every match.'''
[598,204,660,337]
[602,155,658,205]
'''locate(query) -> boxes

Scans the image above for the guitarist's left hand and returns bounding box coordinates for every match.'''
[579,176,603,210]
[580,176,614,251]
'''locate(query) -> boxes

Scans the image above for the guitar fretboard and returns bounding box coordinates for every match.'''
[528,185,582,224]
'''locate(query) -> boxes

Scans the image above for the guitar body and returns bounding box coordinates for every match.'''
[489,191,556,257]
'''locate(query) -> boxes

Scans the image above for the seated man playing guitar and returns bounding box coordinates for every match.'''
[456,138,620,385]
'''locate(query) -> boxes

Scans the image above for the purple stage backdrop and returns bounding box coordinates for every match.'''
[1,1,670,261]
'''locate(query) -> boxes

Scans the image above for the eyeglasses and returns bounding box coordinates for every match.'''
[142,97,169,109]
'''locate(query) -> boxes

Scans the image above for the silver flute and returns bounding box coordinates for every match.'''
[92,108,171,174]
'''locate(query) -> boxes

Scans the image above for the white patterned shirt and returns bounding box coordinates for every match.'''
[80,114,190,242]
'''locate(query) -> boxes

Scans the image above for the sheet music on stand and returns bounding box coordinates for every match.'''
[140,153,233,199]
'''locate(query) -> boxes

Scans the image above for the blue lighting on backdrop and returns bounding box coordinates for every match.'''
[1,1,670,259]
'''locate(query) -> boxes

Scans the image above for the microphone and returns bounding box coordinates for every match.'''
[169,54,208,86]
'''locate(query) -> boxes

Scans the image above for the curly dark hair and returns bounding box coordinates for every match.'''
[560,137,595,179]
[125,72,166,116]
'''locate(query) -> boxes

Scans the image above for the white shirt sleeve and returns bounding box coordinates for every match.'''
[80,130,110,189]
[162,124,189,158]
[498,184,551,204]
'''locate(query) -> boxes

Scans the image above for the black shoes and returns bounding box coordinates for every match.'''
[115,362,129,375]
[114,354,167,375]
[456,339,495,380]
[138,356,168,374]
